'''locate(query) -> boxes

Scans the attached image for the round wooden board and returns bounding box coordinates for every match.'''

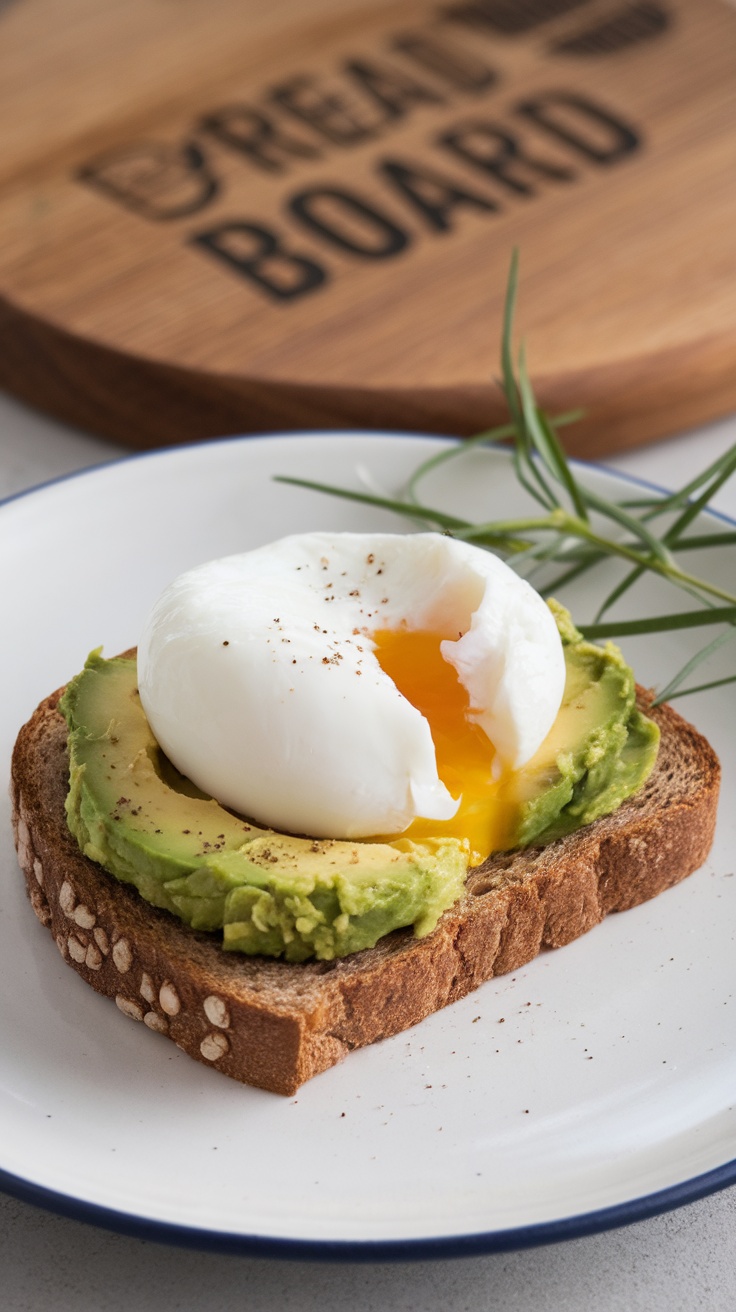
[1,0,735,455]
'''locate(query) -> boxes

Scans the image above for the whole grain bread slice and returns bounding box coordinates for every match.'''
[10,683,720,1095]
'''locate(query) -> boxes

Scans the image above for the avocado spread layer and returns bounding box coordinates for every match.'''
[60,604,659,962]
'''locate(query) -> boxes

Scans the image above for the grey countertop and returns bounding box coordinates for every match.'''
[1,389,735,1311]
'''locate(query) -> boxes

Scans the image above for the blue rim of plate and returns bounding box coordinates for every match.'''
[0,1156,734,1260]
[1,428,735,1259]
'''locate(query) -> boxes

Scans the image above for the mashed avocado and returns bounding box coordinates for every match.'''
[60,604,658,961]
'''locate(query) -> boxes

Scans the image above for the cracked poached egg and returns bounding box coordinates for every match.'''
[137,532,565,860]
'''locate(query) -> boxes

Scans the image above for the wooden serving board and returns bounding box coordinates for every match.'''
[0,0,735,455]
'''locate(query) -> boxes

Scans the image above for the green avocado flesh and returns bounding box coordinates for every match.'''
[60,606,659,962]
[513,601,660,846]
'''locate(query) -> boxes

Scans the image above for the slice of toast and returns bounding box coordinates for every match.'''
[10,684,720,1096]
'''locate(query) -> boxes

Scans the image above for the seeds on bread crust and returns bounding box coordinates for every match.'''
[200,1033,230,1062]
[203,995,231,1029]
[112,938,132,974]
[10,683,721,1095]
[93,926,110,955]
[116,995,144,1022]
[159,982,181,1016]
[59,880,76,916]
[67,935,87,964]
[143,1011,169,1034]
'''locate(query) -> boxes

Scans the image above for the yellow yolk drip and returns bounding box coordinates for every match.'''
[371,629,517,864]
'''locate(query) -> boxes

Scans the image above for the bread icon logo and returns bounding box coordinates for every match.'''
[77,142,219,222]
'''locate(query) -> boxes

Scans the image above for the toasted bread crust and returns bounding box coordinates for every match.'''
[11,684,720,1095]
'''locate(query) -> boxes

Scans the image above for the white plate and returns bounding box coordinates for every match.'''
[0,433,734,1257]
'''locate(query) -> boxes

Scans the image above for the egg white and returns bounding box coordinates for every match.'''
[137,532,565,839]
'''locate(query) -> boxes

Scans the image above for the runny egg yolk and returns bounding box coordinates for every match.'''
[371,629,517,864]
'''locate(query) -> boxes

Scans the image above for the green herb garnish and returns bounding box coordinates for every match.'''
[277,252,736,705]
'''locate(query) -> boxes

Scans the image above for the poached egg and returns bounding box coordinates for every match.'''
[137,532,565,861]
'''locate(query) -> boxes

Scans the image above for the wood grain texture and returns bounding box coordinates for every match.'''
[0,0,735,453]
